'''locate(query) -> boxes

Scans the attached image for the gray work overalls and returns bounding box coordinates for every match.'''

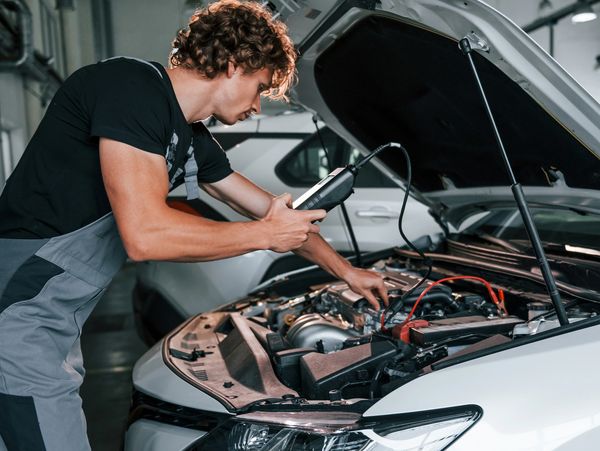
[0,213,127,450]
[0,57,201,450]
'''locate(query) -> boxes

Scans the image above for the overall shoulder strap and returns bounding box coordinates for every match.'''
[101,56,164,79]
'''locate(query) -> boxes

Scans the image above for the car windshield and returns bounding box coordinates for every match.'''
[461,207,600,252]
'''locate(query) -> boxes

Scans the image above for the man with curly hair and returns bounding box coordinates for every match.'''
[0,1,387,449]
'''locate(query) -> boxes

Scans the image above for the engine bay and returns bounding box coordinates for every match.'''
[164,253,600,410]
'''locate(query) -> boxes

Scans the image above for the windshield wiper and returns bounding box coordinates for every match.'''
[540,242,600,259]
[507,240,600,260]
[460,232,527,254]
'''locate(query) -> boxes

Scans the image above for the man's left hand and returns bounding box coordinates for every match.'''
[343,268,388,310]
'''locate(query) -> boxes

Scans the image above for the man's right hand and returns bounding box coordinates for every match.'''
[261,193,326,252]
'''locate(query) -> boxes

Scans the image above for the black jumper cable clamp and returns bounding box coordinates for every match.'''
[459,34,569,325]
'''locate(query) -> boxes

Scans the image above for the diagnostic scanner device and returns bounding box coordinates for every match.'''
[293,142,400,211]
[292,166,356,211]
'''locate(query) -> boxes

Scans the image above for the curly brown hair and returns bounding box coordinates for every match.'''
[170,0,297,101]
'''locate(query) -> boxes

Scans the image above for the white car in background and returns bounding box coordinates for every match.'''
[133,111,440,343]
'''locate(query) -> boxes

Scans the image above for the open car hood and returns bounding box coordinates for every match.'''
[278,0,600,226]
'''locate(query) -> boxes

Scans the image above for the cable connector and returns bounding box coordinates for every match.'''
[353,142,403,171]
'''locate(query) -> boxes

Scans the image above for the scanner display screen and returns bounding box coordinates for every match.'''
[292,168,344,209]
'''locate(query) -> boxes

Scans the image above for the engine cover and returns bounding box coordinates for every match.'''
[299,340,397,400]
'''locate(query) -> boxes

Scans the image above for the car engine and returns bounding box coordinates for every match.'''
[233,266,527,399]
[164,255,599,407]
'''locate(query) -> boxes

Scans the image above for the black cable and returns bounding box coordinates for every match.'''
[305,126,433,322]
[339,200,362,266]
[312,115,362,267]
[368,344,410,399]
[380,143,433,326]
[368,360,390,399]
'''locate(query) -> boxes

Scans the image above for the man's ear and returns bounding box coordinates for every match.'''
[227,61,237,78]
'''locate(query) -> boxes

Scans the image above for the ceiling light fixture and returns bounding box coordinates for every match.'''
[571,0,598,23]
[539,0,553,11]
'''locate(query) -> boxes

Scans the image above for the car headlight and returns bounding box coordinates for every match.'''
[185,405,481,451]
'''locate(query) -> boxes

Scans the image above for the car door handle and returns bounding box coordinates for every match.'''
[355,210,397,218]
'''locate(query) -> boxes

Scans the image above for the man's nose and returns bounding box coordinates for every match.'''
[252,95,261,115]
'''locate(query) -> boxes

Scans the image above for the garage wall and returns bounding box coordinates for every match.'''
[0,74,27,186]
[110,0,192,66]
[0,0,97,188]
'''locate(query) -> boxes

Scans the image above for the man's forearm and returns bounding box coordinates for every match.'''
[121,206,269,262]
[202,172,273,220]
[293,232,353,280]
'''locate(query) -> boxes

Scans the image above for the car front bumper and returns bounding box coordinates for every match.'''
[124,419,206,451]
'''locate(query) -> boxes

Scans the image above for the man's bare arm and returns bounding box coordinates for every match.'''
[99,138,324,261]
[202,171,273,219]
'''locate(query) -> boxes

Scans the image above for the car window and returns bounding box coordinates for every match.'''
[347,147,398,188]
[276,128,397,188]
[276,128,340,186]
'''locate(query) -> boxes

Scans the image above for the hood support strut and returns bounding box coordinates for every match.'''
[459,36,569,326]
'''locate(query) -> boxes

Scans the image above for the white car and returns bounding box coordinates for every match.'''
[133,111,439,343]
[125,1,600,450]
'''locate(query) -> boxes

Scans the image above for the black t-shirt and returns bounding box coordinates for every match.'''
[0,57,232,238]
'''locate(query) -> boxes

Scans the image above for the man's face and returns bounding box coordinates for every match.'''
[213,64,274,125]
